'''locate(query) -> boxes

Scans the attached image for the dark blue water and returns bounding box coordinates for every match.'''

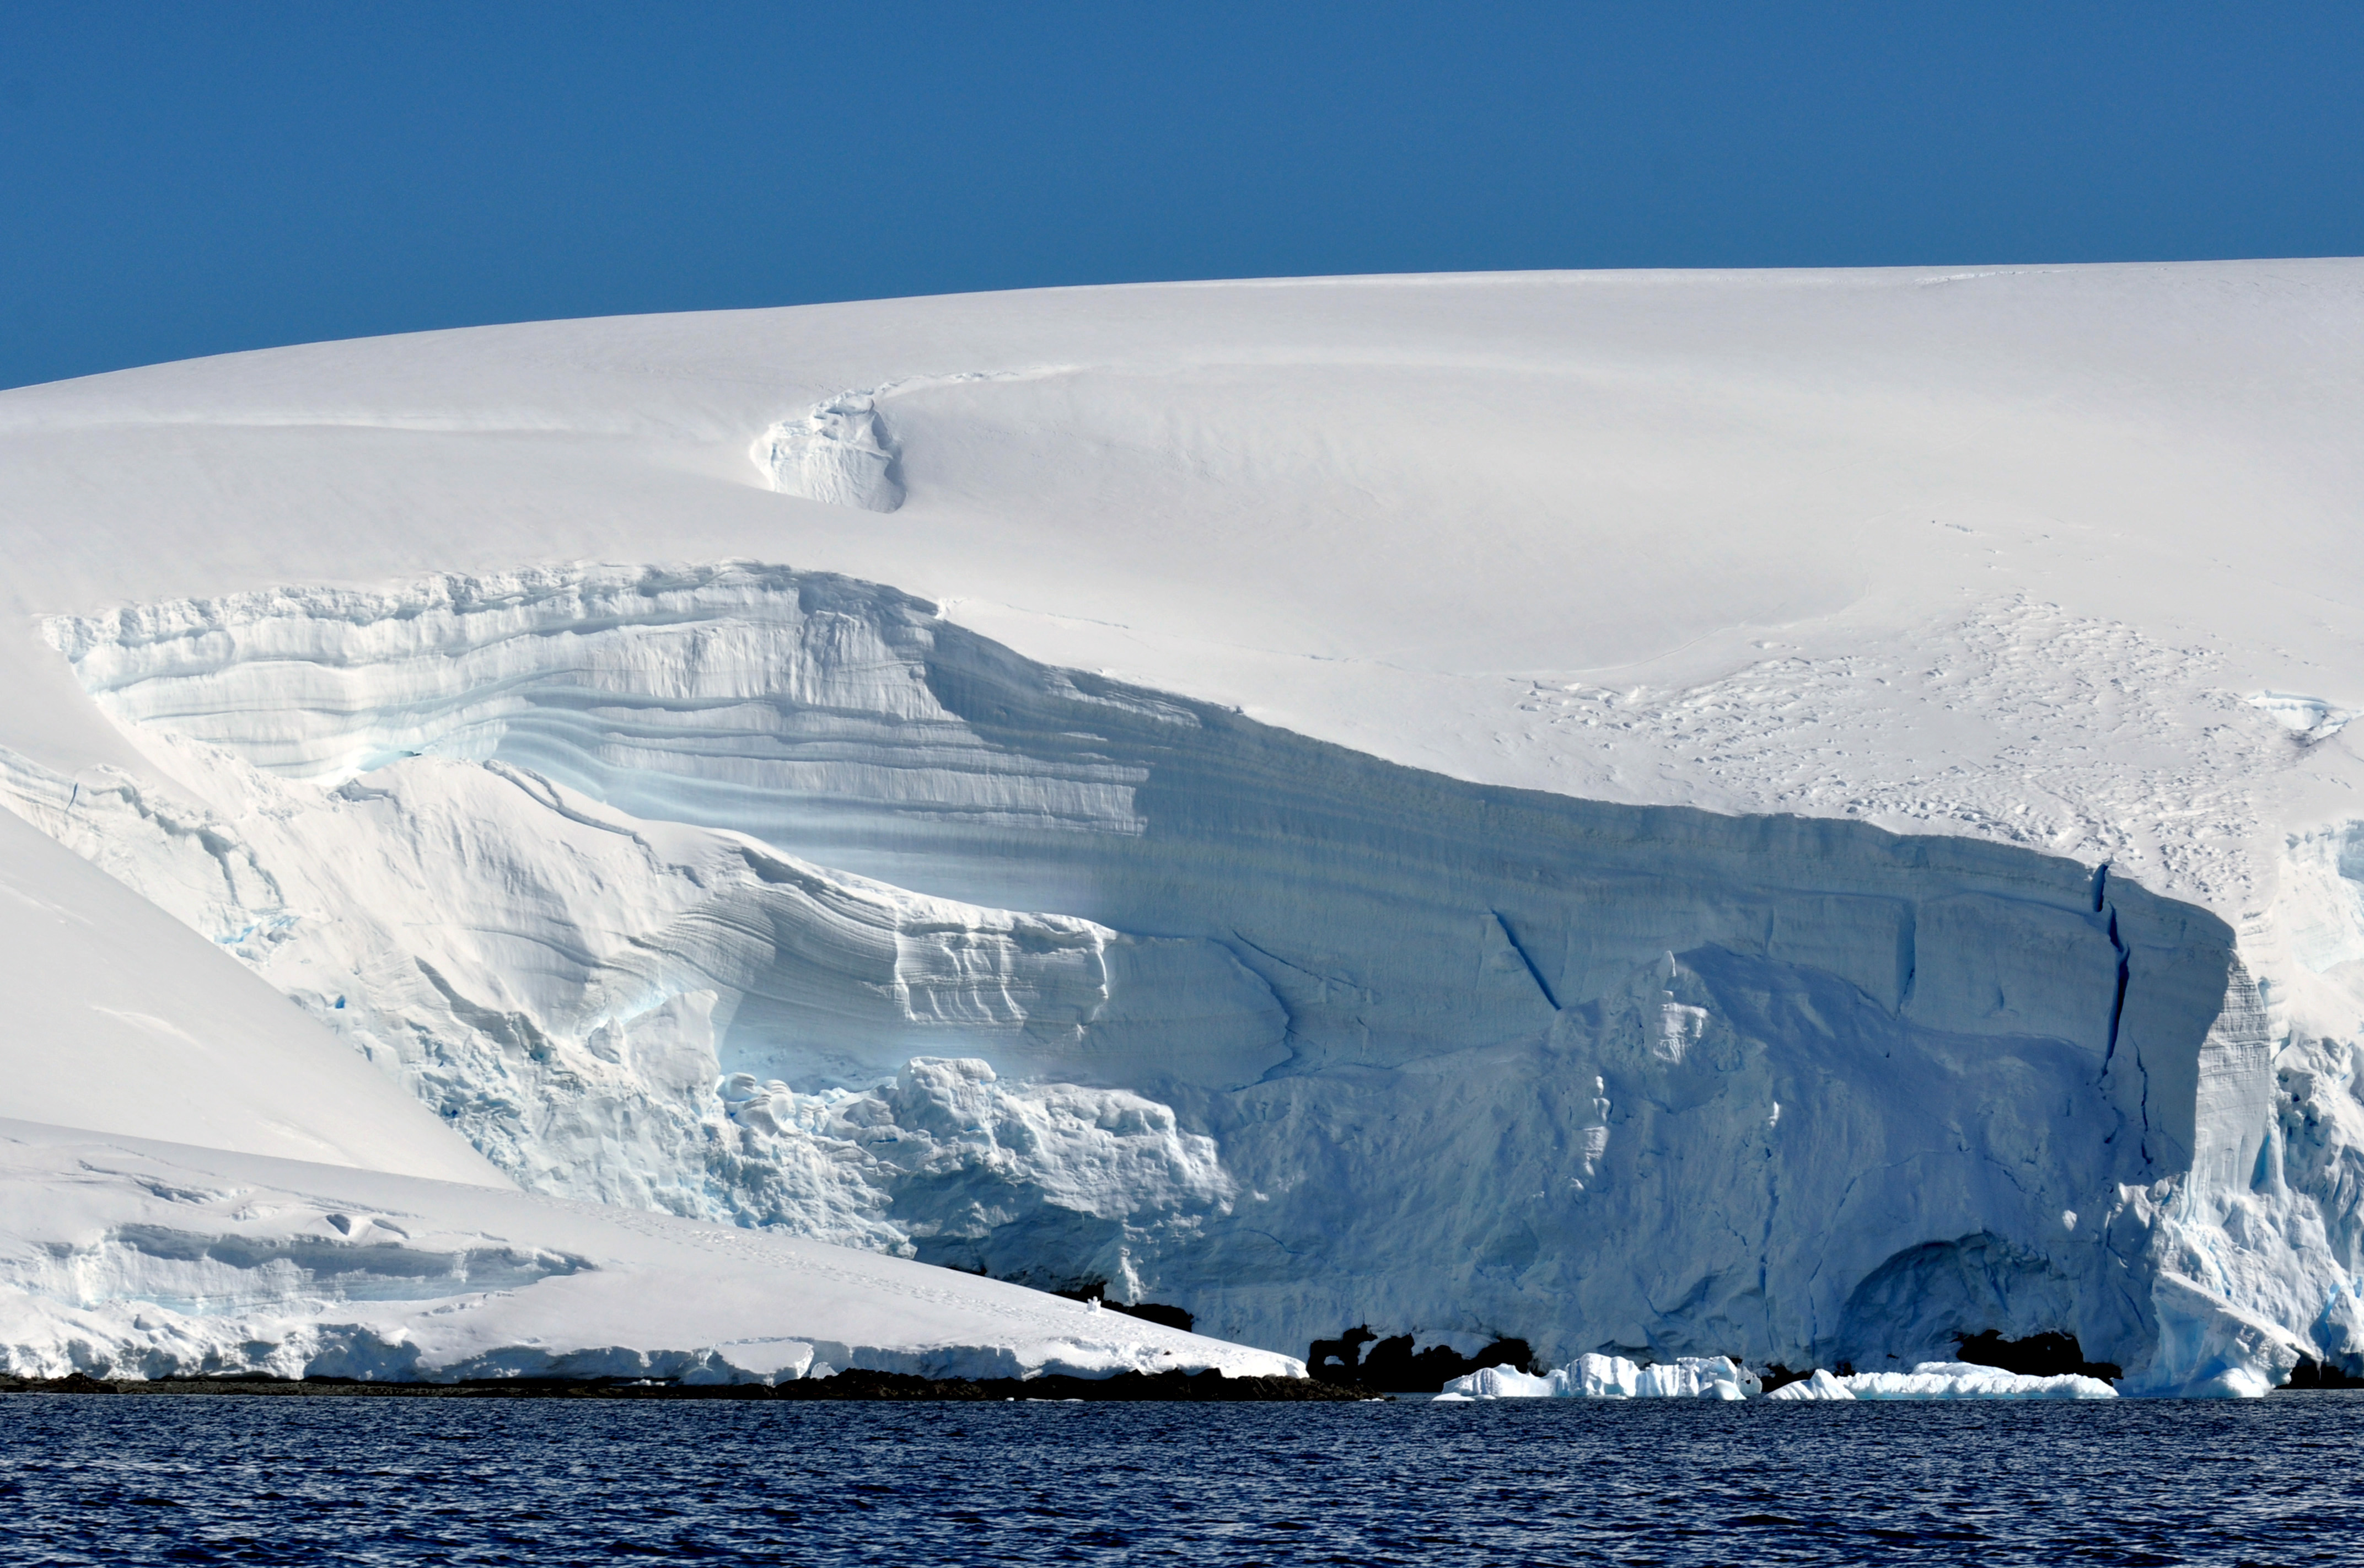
[3,1392,2359,1566]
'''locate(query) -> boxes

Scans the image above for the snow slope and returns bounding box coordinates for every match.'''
[0,1118,1296,1383]
[0,804,503,1186]
[3,262,2363,1392]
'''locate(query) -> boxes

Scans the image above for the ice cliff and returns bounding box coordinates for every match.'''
[10,558,2357,1395]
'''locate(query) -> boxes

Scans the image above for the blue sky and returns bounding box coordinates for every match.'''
[5,2,2361,390]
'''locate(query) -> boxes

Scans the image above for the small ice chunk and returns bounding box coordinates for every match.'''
[1765,1368,1855,1401]
[1446,1364,1562,1399]
[752,393,903,511]
[2184,1366,2272,1399]
[1567,1352,1638,1397]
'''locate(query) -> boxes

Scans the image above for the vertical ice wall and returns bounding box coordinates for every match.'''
[14,561,2355,1392]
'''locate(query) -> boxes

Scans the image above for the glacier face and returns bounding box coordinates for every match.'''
[12,559,2362,1394]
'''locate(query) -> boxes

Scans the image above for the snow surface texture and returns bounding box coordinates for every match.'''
[0,1118,1298,1383]
[6,559,2354,1395]
[4,265,2364,1395]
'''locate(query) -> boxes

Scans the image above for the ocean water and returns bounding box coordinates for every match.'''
[2,1392,2358,1565]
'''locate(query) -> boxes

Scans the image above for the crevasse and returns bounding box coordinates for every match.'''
[12,559,2362,1394]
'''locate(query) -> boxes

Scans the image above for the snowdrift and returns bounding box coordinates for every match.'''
[2,263,2362,1394]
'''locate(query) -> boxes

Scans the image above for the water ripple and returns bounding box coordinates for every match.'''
[2,1392,2359,1565]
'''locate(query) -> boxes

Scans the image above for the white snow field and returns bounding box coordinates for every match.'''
[3,262,2363,1394]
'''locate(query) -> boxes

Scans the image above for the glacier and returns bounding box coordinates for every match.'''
[2,263,2363,1393]
[2,556,2353,1394]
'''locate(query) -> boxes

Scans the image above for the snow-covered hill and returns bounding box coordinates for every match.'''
[2,262,2361,1393]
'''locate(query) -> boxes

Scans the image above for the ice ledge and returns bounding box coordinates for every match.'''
[0,1119,1302,1386]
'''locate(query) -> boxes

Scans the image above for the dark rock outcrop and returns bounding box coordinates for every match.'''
[1954,1330,2122,1382]
[1308,1326,1539,1391]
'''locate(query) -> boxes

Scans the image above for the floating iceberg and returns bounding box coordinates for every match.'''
[1436,1355,1757,1401]
[1764,1368,1856,1401]
[1828,1361,2116,1400]
[1441,1357,2115,1401]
